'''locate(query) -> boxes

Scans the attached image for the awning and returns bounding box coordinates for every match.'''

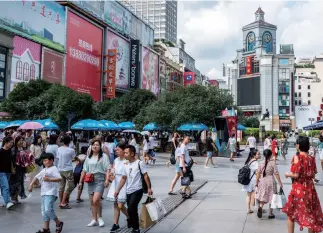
[303,121,323,130]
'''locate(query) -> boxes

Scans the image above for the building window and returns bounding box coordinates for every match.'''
[295,100,298,106]
[294,92,297,97]
[299,100,302,105]
[23,62,29,81]
[308,85,310,89]
[279,68,289,80]
[308,92,311,97]
[298,85,301,90]
[30,64,36,80]
[16,60,23,80]
[253,60,259,73]
[298,92,301,97]
[308,100,311,105]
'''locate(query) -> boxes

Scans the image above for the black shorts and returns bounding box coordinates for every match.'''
[148,149,153,155]
[73,173,81,187]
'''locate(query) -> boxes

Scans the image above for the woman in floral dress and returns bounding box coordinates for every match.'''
[255,149,283,219]
[283,136,323,233]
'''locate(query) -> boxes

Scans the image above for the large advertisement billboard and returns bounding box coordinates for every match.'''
[10,36,41,91]
[41,48,64,84]
[106,31,129,89]
[104,1,131,35]
[0,1,66,52]
[237,77,260,106]
[129,40,140,89]
[295,106,320,129]
[142,47,159,95]
[66,11,102,101]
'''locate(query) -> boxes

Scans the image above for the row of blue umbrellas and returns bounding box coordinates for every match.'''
[0,119,59,130]
[71,119,136,131]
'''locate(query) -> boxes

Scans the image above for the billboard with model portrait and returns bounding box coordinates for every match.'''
[141,47,159,95]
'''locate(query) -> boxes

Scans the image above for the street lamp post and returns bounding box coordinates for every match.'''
[309,117,315,144]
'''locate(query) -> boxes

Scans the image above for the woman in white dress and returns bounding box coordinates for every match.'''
[242,149,260,214]
[129,134,140,159]
[105,143,129,232]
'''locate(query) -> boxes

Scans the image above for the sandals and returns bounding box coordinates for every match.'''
[36,228,50,233]
[76,199,84,203]
[59,204,71,209]
[257,207,263,218]
[56,222,64,233]
[168,192,177,195]
[247,210,254,214]
[268,215,275,219]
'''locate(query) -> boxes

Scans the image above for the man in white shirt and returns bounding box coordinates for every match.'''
[57,135,76,209]
[246,134,257,152]
[180,136,192,198]
[115,145,152,233]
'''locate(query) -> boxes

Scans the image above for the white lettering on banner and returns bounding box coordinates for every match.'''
[69,47,99,67]
[130,44,137,87]
[78,39,93,52]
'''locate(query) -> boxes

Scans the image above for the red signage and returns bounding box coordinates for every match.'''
[226,116,237,137]
[66,11,102,101]
[105,49,116,98]
[42,48,64,84]
[246,56,252,75]
[184,72,195,87]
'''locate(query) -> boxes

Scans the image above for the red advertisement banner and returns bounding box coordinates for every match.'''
[42,48,64,84]
[184,72,195,87]
[226,116,237,137]
[106,49,116,99]
[246,56,252,75]
[66,11,102,101]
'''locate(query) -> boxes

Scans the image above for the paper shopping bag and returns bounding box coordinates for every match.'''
[146,198,167,221]
[271,194,283,209]
[140,202,155,229]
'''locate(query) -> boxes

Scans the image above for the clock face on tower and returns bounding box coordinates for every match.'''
[248,33,255,43]
[263,33,271,43]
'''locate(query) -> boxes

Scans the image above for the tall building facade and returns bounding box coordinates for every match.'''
[120,0,177,44]
[231,8,295,131]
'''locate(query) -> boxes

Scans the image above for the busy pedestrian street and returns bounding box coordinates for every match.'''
[1,146,322,233]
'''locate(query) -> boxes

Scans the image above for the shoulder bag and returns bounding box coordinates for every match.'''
[138,161,151,194]
[84,159,99,183]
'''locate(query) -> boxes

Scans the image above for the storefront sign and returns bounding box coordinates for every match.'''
[41,48,64,84]
[66,11,102,102]
[226,116,237,137]
[104,1,131,35]
[0,46,7,99]
[142,47,159,95]
[246,56,252,75]
[106,31,129,89]
[106,49,116,99]
[0,1,66,52]
[184,72,195,86]
[129,40,140,89]
[10,36,41,91]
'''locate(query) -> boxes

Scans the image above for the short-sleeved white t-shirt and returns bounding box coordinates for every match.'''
[179,143,191,168]
[122,160,147,194]
[149,137,154,149]
[248,137,256,148]
[143,139,149,152]
[36,166,61,196]
[57,146,76,172]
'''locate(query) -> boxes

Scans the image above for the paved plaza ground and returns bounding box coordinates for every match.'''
[1,147,323,233]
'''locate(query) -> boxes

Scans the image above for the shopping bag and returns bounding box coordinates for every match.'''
[280,188,287,207]
[181,176,190,186]
[146,198,167,221]
[140,197,155,229]
[271,189,285,209]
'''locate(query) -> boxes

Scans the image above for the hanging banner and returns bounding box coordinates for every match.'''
[246,56,252,75]
[106,49,116,98]
[106,31,129,89]
[10,36,41,91]
[0,1,66,52]
[184,72,195,87]
[66,11,103,102]
[41,48,64,84]
[129,40,140,89]
[142,47,159,95]
[226,116,237,137]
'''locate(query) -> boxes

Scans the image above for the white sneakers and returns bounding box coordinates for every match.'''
[98,217,105,227]
[6,202,14,210]
[87,220,98,227]
[87,218,104,227]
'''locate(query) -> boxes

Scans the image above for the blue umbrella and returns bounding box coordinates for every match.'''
[237,123,247,131]
[5,120,27,129]
[143,122,160,131]
[118,121,135,130]
[35,119,59,130]
[100,120,120,130]
[71,119,107,131]
[177,123,208,131]
[0,121,8,129]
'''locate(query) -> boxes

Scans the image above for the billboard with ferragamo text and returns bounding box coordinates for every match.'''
[66,11,102,101]
[129,40,140,88]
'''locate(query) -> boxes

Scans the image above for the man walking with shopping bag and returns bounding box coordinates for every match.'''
[115,145,153,233]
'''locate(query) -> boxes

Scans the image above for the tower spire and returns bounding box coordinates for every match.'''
[255,7,265,21]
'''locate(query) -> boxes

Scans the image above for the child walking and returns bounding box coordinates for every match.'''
[28,153,64,233]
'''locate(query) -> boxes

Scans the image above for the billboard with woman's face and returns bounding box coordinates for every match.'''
[141,47,159,95]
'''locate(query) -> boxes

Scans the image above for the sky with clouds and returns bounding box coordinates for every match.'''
[177,1,323,78]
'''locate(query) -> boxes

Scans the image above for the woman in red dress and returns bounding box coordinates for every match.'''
[283,136,323,233]
[271,135,278,161]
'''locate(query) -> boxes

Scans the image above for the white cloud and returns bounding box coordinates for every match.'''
[177,1,323,77]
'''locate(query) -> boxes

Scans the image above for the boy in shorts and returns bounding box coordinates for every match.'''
[28,153,64,233]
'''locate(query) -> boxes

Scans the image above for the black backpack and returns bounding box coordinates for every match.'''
[238,161,256,185]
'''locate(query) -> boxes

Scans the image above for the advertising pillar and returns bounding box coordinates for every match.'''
[106,49,116,99]
[129,40,140,89]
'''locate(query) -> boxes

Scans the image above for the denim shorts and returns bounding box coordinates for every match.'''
[175,164,181,173]
[41,195,57,222]
[207,151,213,158]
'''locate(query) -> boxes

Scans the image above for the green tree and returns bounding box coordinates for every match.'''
[134,85,235,130]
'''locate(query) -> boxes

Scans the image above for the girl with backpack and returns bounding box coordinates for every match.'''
[242,149,260,214]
